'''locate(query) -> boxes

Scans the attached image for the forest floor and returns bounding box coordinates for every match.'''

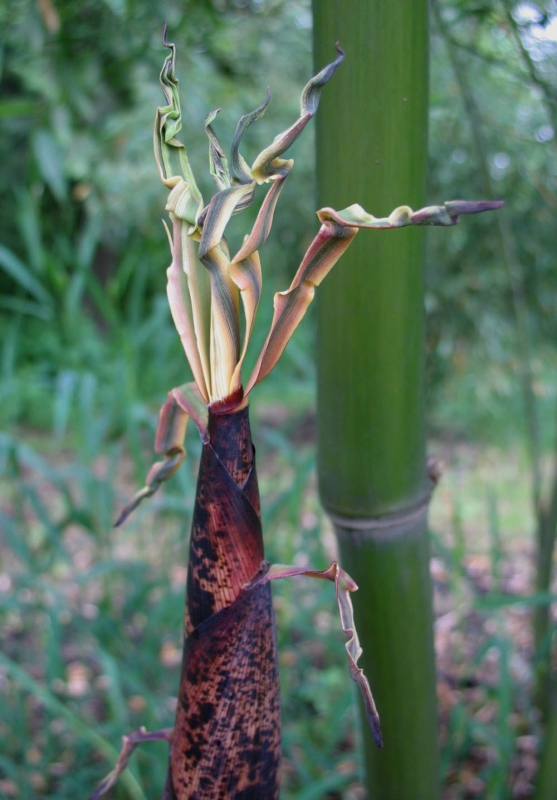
[428,437,544,800]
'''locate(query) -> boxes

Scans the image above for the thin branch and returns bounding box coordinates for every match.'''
[499,0,557,129]
[432,28,524,79]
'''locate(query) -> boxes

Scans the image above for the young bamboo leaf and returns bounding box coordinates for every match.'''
[245,199,504,393]
[204,108,231,191]
[203,238,241,402]
[228,249,262,395]
[251,560,383,749]
[165,220,211,401]
[198,183,256,260]
[115,385,206,526]
[178,225,212,396]
[154,28,203,228]
[244,220,357,393]
[251,45,344,183]
[318,199,505,229]
[231,175,289,264]
[89,728,173,800]
[171,382,209,441]
[230,89,271,185]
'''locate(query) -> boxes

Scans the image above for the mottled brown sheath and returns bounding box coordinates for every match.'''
[164,405,281,800]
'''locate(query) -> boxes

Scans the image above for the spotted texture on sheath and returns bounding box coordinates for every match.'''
[171,582,281,799]
[164,406,281,799]
[185,407,264,635]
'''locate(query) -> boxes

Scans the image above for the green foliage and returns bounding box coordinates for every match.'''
[428,0,557,410]
[0,0,317,429]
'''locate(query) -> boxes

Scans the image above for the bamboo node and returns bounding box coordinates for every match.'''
[328,493,432,542]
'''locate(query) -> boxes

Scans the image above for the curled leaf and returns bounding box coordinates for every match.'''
[244,220,357,394]
[154,31,203,229]
[198,184,256,261]
[115,383,208,526]
[205,108,231,191]
[230,88,271,185]
[251,560,383,748]
[89,727,173,800]
[251,45,344,183]
[231,174,289,264]
[318,199,505,229]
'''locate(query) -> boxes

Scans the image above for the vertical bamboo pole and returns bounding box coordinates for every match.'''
[313,4,440,799]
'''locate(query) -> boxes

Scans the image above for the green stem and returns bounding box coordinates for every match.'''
[313,3,440,797]
[534,698,557,800]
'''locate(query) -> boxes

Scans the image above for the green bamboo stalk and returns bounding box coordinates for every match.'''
[535,696,557,800]
[313,3,441,799]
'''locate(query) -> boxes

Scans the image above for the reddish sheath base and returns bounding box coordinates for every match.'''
[165,406,281,800]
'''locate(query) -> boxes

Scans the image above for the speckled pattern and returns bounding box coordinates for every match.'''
[166,406,281,799]
[172,584,281,799]
[185,414,264,635]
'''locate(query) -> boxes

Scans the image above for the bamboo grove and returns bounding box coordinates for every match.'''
[89,32,502,800]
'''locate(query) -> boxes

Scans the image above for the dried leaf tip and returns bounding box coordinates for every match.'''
[257,560,384,749]
[410,199,505,226]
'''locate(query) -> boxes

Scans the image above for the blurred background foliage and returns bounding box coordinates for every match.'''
[1,0,557,797]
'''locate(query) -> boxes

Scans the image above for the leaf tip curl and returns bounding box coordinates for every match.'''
[114,485,154,527]
[446,199,505,215]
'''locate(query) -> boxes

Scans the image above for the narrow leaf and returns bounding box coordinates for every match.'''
[244,220,357,393]
[198,184,256,261]
[32,130,67,202]
[115,390,190,526]
[251,45,344,183]
[165,220,210,401]
[205,108,231,191]
[231,175,288,264]
[204,239,241,402]
[252,560,383,748]
[0,295,52,319]
[318,199,505,229]
[89,728,172,800]
[228,249,262,395]
[230,88,271,184]
[15,187,44,274]
[0,244,52,305]
[154,29,203,227]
